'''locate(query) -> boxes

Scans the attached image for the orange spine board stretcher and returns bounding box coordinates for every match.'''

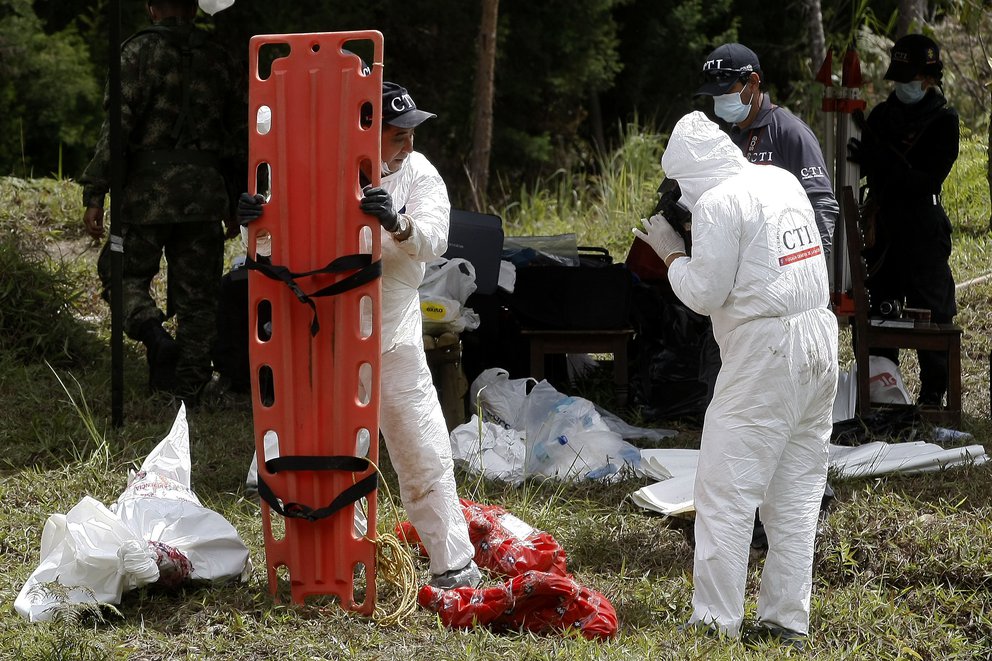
[246,31,383,613]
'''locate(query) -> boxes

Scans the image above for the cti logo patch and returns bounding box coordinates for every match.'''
[390,93,416,113]
[777,222,821,266]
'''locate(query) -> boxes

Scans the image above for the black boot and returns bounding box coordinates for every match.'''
[139,319,179,393]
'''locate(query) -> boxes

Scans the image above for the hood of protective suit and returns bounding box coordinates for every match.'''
[660,111,747,208]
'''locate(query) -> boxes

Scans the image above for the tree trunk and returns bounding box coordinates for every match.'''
[897,0,926,36]
[802,0,826,70]
[468,0,499,212]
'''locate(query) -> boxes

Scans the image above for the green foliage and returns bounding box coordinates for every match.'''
[0,236,98,366]
[944,126,992,234]
[0,0,102,178]
[497,119,663,259]
[0,179,100,366]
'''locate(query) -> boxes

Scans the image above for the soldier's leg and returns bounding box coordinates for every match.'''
[120,224,169,337]
[120,224,179,392]
[96,240,112,304]
[164,221,223,399]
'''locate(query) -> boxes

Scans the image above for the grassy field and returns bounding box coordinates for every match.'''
[1,127,991,660]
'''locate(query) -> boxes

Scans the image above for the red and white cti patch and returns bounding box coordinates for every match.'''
[779,245,821,266]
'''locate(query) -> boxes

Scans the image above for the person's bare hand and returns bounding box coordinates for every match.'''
[83,206,105,239]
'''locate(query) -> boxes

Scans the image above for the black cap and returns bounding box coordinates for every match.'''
[884,34,942,83]
[696,43,762,96]
[382,82,436,128]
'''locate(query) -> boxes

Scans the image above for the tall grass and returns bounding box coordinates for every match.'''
[496,121,666,259]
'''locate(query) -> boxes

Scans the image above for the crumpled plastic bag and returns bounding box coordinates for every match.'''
[418,570,618,640]
[470,367,532,430]
[459,371,642,482]
[449,415,527,484]
[522,381,642,481]
[15,404,250,622]
[833,356,913,422]
[405,501,615,639]
[419,258,481,334]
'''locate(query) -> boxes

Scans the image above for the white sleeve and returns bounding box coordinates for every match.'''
[667,197,739,317]
[397,155,449,262]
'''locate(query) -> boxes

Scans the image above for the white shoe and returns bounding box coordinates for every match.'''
[429,560,482,589]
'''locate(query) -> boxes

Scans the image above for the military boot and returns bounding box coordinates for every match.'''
[139,319,179,393]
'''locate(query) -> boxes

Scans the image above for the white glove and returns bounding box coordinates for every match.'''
[632,213,685,262]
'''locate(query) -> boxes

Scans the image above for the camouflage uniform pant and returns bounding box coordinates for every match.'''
[99,221,223,395]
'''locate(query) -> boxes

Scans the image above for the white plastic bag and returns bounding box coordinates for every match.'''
[419,258,481,334]
[449,415,527,484]
[866,355,912,404]
[470,368,533,429]
[15,404,250,622]
[833,356,913,422]
[14,497,159,622]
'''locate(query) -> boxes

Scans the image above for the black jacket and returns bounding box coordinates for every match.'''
[861,89,959,316]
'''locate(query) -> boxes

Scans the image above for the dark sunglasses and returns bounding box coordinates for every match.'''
[705,68,753,83]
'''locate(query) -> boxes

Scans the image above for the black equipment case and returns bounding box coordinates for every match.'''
[508,246,633,330]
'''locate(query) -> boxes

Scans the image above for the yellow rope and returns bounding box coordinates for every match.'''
[360,458,420,627]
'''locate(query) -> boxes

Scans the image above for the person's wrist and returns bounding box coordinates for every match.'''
[390,214,412,241]
[664,251,686,268]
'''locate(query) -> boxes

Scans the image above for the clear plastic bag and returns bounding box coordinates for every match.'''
[522,381,641,481]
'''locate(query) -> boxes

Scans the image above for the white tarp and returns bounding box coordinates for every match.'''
[828,441,988,478]
[631,438,988,517]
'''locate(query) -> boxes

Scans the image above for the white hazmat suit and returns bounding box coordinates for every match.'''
[660,112,838,636]
[375,151,475,576]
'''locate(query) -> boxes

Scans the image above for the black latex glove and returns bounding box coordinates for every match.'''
[360,186,400,232]
[847,137,876,173]
[851,109,868,132]
[237,192,265,226]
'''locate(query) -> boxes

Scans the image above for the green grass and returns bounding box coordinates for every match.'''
[1,128,991,659]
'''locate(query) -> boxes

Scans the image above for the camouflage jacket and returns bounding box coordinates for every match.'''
[80,18,246,225]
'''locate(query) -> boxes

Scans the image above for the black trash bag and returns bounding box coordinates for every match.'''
[628,281,715,422]
[831,405,927,446]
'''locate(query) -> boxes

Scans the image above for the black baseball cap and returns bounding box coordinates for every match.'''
[884,34,942,83]
[695,43,762,96]
[382,81,436,128]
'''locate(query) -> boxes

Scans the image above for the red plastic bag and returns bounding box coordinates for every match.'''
[396,499,568,577]
[418,570,618,640]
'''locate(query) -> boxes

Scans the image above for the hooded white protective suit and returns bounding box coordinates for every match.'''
[375,151,475,575]
[662,112,838,636]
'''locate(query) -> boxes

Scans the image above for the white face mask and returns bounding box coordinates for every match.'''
[381,160,401,176]
[894,80,926,105]
[713,85,754,124]
[198,0,235,15]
